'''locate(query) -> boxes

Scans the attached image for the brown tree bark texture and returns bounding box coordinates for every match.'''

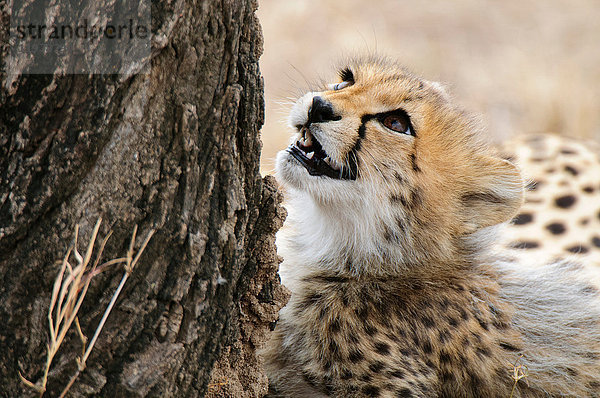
[0,0,288,396]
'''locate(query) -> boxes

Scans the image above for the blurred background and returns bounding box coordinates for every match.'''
[256,0,600,174]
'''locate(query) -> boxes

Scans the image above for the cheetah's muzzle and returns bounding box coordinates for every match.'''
[287,127,355,180]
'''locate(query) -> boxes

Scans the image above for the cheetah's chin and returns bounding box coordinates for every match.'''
[286,128,354,180]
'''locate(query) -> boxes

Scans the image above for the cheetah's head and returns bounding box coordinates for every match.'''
[276,56,523,273]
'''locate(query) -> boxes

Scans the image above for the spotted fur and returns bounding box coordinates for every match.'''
[262,55,600,397]
[496,133,600,268]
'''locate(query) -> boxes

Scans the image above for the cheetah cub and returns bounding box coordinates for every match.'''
[262,56,600,397]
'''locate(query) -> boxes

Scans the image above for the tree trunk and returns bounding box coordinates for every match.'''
[0,0,288,396]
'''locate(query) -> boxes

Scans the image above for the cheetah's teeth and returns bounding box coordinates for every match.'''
[305,135,313,147]
[306,151,315,159]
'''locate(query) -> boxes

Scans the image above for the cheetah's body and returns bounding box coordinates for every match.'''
[262,56,600,397]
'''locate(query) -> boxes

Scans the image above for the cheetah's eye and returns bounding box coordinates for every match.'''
[328,81,352,91]
[379,110,413,135]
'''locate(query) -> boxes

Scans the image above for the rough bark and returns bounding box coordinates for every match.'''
[0,0,288,396]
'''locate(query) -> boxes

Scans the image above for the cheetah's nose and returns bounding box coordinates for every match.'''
[307,96,341,124]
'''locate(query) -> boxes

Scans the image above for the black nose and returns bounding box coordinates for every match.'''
[307,96,341,124]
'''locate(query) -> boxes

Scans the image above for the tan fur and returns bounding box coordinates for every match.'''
[263,55,600,397]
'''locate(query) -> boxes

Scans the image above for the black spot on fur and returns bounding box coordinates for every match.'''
[397,388,413,397]
[448,317,459,327]
[555,194,577,209]
[563,367,579,377]
[441,371,454,383]
[400,348,412,357]
[476,346,491,358]
[461,191,505,204]
[492,317,510,330]
[411,332,421,347]
[389,369,405,379]
[383,225,394,243]
[362,385,381,397]
[438,329,451,343]
[588,380,600,389]
[319,275,350,283]
[459,307,470,321]
[422,341,433,354]
[560,148,577,155]
[341,293,350,307]
[322,376,335,395]
[439,297,450,310]
[467,370,484,392]
[349,349,364,363]
[410,153,420,172]
[393,171,404,183]
[329,339,341,357]
[525,180,541,190]
[355,303,369,319]
[583,185,595,193]
[592,236,600,248]
[581,285,599,295]
[303,292,322,306]
[340,368,353,380]
[375,342,391,356]
[303,373,318,387]
[396,216,407,232]
[509,241,540,249]
[369,361,386,373]
[360,373,373,382]
[566,245,589,254]
[421,316,435,328]
[364,324,377,336]
[318,307,328,320]
[546,222,566,235]
[499,341,521,352]
[439,351,452,364]
[512,213,533,225]
[564,165,579,175]
[409,188,423,209]
[475,315,490,330]
[391,193,408,207]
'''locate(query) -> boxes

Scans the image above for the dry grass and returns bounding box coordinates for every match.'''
[20,218,154,397]
[257,0,600,174]
[509,355,530,398]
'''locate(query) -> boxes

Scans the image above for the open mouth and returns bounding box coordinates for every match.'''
[286,128,354,180]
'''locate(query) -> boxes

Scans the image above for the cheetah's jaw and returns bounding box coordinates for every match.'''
[286,127,355,180]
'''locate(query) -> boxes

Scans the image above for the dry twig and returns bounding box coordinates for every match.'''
[509,354,529,398]
[19,219,155,397]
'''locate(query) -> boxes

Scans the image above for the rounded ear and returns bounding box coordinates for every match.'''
[459,158,524,234]
[425,80,450,99]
